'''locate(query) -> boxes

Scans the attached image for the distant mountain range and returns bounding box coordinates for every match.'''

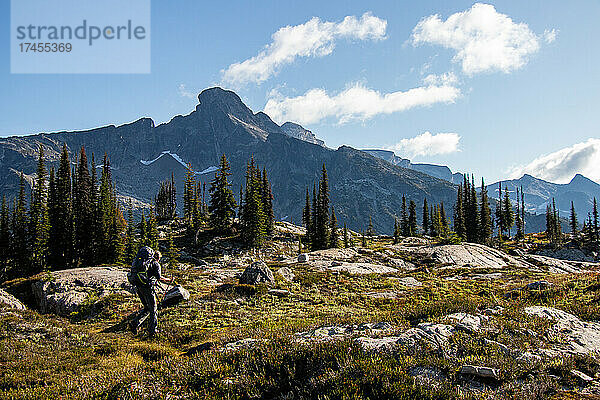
[362,150,464,184]
[364,149,600,232]
[0,87,457,234]
[2,87,597,235]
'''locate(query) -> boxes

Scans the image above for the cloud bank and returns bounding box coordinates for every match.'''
[509,139,600,184]
[222,12,387,85]
[386,131,461,157]
[412,3,555,75]
[264,83,460,125]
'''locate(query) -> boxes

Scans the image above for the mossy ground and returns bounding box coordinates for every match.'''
[1,232,599,399]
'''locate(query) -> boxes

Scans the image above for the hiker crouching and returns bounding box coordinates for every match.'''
[128,246,173,337]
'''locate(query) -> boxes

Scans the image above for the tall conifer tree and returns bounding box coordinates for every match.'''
[208,154,237,232]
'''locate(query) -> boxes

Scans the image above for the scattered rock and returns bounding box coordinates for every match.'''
[571,369,594,384]
[403,243,525,270]
[239,262,275,285]
[396,277,422,288]
[358,323,455,356]
[160,285,190,307]
[409,367,446,387]
[460,365,500,380]
[387,258,418,270]
[267,289,290,297]
[446,313,488,333]
[525,280,553,291]
[275,267,295,282]
[366,291,400,299]
[516,351,542,363]
[296,322,392,342]
[525,306,600,355]
[0,288,26,310]
[32,267,134,316]
[223,338,259,351]
[481,306,504,316]
[297,253,310,263]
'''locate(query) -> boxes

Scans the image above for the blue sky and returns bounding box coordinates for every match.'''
[1,0,599,184]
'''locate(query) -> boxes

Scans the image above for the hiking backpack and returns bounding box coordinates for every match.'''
[128,246,154,287]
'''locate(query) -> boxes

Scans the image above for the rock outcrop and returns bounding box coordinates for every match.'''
[0,288,26,310]
[239,261,275,285]
[525,306,600,355]
[32,266,134,316]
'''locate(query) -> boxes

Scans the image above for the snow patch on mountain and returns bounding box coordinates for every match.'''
[198,166,219,175]
[140,151,189,169]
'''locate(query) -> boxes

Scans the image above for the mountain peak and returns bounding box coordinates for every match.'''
[197,87,244,106]
[280,122,325,146]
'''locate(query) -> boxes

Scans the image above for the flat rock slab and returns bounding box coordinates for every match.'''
[0,288,26,310]
[308,248,359,261]
[32,266,134,316]
[522,254,592,274]
[525,306,600,355]
[460,365,500,380]
[296,322,392,342]
[366,291,401,299]
[358,323,455,355]
[316,262,398,275]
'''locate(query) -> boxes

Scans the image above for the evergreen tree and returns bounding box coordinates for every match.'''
[329,207,339,248]
[502,187,514,238]
[310,183,318,247]
[553,198,561,242]
[361,230,367,247]
[400,196,409,236]
[124,201,137,264]
[343,222,349,248]
[139,212,147,247]
[521,187,526,235]
[546,203,556,240]
[240,157,266,247]
[30,146,50,273]
[570,201,578,236]
[366,216,374,237]
[515,187,524,240]
[312,164,330,250]
[155,175,177,221]
[466,175,479,242]
[11,173,29,274]
[147,208,159,250]
[495,182,504,239]
[183,163,196,225]
[302,188,311,243]
[393,218,400,244]
[208,154,237,232]
[422,198,429,235]
[47,167,59,267]
[593,198,599,244]
[479,178,492,243]
[0,196,10,274]
[165,228,178,268]
[261,168,275,235]
[454,185,466,240]
[408,200,417,237]
[54,144,73,267]
[440,202,449,234]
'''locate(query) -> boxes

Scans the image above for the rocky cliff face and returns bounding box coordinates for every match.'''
[362,149,464,184]
[0,87,457,234]
[280,122,325,146]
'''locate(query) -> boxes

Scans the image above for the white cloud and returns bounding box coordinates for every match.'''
[387,131,461,157]
[412,3,554,75]
[178,84,196,99]
[222,12,387,85]
[508,139,600,184]
[422,71,458,86]
[543,29,558,44]
[264,82,460,125]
